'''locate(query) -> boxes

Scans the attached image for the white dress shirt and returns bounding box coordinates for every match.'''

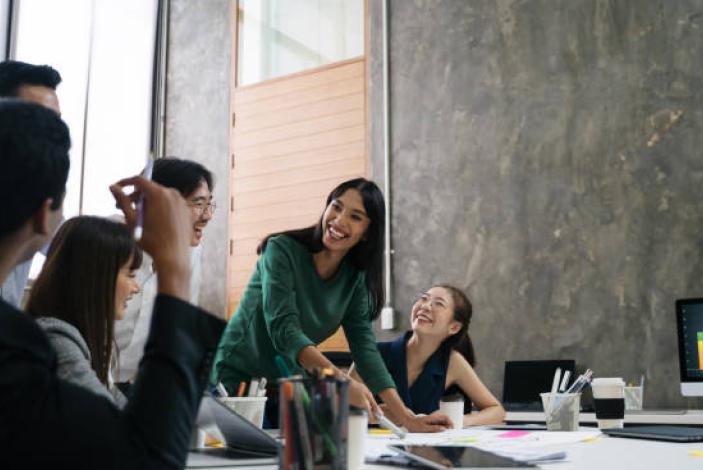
[114,245,202,382]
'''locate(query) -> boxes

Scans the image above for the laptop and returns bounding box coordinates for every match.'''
[502,360,576,411]
[602,426,703,443]
[186,396,280,468]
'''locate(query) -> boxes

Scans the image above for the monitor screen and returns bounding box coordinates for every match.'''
[676,298,703,395]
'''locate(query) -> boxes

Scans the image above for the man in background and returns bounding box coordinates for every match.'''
[116,157,215,382]
[0,60,61,307]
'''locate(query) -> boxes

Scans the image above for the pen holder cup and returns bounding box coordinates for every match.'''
[278,376,349,470]
[220,397,267,429]
[540,392,580,432]
[624,386,643,411]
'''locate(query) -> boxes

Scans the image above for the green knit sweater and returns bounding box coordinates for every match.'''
[211,235,395,394]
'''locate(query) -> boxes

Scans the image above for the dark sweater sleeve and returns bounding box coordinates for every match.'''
[341,279,396,394]
[260,238,315,364]
[0,295,225,469]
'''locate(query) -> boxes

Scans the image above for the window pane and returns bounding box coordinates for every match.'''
[81,0,157,216]
[238,0,363,86]
[0,0,10,59]
[14,0,93,219]
[15,0,156,218]
[14,0,157,281]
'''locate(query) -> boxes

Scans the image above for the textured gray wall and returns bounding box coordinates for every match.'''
[371,0,703,408]
[165,0,230,318]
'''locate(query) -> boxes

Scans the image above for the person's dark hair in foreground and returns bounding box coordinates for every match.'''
[0,100,69,237]
[0,99,225,469]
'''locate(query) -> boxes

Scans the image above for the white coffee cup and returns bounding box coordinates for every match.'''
[439,399,464,430]
[347,407,368,469]
[591,377,625,429]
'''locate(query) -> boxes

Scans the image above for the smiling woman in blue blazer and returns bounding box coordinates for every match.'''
[352,285,505,426]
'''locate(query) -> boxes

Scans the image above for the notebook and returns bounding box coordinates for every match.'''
[502,360,576,411]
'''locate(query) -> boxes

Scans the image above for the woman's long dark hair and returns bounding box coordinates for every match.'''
[438,284,476,367]
[26,216,142,385]
[258,178,386,319]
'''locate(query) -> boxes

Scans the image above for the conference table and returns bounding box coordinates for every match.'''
[188,426,703,469]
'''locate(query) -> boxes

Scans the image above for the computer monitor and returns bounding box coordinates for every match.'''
[676,298,703,396]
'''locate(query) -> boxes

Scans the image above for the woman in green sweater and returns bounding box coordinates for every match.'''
[212,178,450,432]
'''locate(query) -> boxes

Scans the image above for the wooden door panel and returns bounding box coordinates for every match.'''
[228,59,368,355]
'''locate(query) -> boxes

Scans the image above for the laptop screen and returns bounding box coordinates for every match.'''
[502,360,576,411]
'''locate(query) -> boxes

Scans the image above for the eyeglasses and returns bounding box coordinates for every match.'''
[188,200,217,215]
[415,293,449,310]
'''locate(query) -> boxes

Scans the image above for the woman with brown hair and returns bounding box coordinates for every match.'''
[352,284,505,426]
[26,216,142,407]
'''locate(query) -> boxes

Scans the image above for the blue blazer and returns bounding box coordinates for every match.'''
[377,331,452,415]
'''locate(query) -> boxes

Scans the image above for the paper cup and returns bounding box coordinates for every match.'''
[348,408,368,470]
[439,400,464,430]
[591,377,625,429]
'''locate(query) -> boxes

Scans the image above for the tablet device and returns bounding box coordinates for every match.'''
[603,426,703,443]
[389,445,535,468]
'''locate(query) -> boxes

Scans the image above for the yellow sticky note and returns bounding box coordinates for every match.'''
[688,450,703,457]
[368,429,393,435]
[450,438,479,443]
[581,437,602,443]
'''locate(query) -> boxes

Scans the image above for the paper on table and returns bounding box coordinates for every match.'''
[364,428,603,464]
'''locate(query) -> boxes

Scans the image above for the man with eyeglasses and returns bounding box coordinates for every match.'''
[115,157,216,383]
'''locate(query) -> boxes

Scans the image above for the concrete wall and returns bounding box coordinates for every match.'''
[370,0,703,408]
[165,0,231,318]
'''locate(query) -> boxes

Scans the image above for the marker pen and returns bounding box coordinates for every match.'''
[134,160,154,241]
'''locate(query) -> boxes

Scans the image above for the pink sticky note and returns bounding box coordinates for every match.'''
[497,430,530,438]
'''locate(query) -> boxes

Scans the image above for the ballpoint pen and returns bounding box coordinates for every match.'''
[550,368,562,394]
[559,371,571,392]
[565,369,593,394]
[375,412,407,439]
[215,382,229,398]
[549,369,593,418]
[248,379,260,397]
